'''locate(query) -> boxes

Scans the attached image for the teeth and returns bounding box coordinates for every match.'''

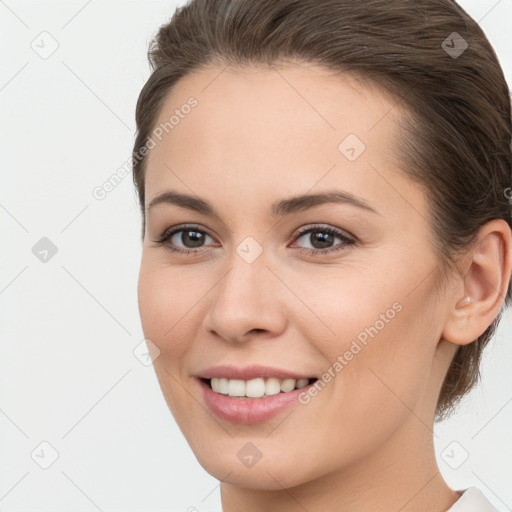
[280,378,296,392]
[265,377,281,396]
[218,377,229,394]
[209,377,313,397]
[228,379,245,397]
[296,378,309,388]
[246,378,265,397]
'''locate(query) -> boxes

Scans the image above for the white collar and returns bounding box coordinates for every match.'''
[446,487,500,512]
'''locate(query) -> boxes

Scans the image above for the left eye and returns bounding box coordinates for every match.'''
[291,226,355,254]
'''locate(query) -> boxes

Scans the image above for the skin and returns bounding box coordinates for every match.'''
[137,61,512,512]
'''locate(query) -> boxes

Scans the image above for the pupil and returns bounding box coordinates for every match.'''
[183,230,204,248]
[312,230,333,249]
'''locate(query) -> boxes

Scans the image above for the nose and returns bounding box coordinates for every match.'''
[203,253,287,344]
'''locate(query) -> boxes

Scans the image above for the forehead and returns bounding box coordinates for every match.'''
[148,61,400,154]
[143,61,423,224]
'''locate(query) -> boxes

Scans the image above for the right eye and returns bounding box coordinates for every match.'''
[154,224,217,254]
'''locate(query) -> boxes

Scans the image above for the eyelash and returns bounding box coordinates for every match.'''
[153,223,356,257]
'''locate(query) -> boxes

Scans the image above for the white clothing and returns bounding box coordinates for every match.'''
[446,487,500,512]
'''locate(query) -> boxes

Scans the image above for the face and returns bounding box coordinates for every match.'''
[137,62,456,490]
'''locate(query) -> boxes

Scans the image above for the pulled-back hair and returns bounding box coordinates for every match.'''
[132,0,512,421]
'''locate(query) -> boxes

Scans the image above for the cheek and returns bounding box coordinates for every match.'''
[277,280,437,481]
[137,260,204,425]
[137,260,196,361]
[301,266,437,415]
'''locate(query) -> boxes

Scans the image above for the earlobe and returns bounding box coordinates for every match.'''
[441,219,512,347]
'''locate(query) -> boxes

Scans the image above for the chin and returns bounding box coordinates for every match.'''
[189,439,317,490]
[205,461,308,490]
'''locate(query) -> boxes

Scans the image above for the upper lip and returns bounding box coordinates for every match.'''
[196,364,316,381]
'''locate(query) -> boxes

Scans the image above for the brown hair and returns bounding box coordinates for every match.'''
[132,0,512,421]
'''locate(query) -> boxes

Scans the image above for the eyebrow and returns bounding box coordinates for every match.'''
[146,188,379,218]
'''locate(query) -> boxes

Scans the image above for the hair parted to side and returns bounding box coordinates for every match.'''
[132,0,512,421]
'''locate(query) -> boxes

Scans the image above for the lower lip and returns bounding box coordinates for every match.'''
[198,378,314,425]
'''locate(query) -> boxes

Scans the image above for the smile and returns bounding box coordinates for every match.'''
[195,365,319,424]
[204,377,315,398]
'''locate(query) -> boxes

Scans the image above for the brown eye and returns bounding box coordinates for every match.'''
[174,229,207,248]
[154,225,216,254]
[292,225,355,255]
[303,229,335,249]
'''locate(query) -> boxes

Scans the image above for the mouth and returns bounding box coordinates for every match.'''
[199,376,318,399]
[198,375,319,424]
[195,365,320,423]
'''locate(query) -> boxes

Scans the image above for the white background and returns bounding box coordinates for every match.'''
[1,1,511,511]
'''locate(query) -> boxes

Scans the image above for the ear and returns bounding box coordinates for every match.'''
[442,219,512,346]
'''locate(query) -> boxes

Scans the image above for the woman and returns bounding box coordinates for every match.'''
[132,1,511,510]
